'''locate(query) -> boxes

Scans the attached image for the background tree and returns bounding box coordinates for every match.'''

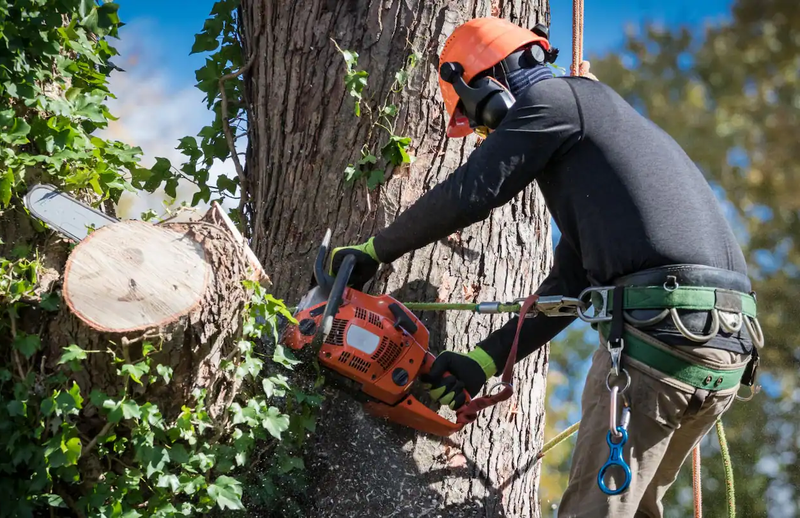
[542,1,799,515]
[234,1,557,516]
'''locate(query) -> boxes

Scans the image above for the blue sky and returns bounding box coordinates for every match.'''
[112,0,735,96]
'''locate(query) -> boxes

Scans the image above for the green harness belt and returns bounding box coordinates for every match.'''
[592,286,758,391]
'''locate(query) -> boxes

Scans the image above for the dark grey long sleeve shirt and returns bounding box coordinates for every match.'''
[372,76,750,367]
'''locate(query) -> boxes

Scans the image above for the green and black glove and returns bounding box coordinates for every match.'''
[420,347,497,410]
[329,237,381,290]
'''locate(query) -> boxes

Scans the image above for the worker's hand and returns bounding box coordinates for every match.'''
[420,348,497,410]
[329,237,381,290]
[579,60,598,81]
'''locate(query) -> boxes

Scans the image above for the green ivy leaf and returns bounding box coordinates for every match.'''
[58,344,87,365]
[263,407,290,440]
[381,135,413,166]
[121,400,141,421]
[216,175,237,195]
[39,292,60,312]
[120,363,150,385]
[366,169,385,190]
[381,104,398,117]
[191,31,220,54]
[278,454,305,474]
[207,475,244,511]
[273,343,301,370]
[13,333,41,359]
[156,364,173,385]
[262,374,291,399]
[0,168,13,207]
[6,399,26,417]
[344,164,359,184]
[64,437,82,466]
[157,473,181,492]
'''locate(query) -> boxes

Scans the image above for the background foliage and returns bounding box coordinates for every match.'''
[0,1,317,516]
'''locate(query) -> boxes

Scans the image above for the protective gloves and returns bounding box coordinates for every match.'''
[328,237,381,290]
[420,347,497,410]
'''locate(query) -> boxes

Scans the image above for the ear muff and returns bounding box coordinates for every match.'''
[440,62,516,131]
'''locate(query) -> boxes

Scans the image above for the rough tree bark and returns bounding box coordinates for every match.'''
[241,1,554,516]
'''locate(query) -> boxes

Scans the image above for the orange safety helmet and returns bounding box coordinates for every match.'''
[438,18,554,138]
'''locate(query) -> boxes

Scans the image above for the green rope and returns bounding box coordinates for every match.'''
[716,419,736,518]
[402,302,479,311]
[537,420,581,459]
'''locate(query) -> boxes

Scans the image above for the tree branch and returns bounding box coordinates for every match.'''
[84,421,114,455]
[219,18,264,233]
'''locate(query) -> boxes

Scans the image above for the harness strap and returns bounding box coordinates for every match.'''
[595,286,757,318]
[456,294,539,425]
[598,322,748,391]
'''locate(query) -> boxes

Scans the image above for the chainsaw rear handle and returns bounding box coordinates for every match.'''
[313,228,334,296]
[320,253,356,340]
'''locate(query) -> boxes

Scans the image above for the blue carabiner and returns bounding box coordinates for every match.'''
[597,426,632,495]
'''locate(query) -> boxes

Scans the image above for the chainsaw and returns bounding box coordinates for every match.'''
[280,230,563,437]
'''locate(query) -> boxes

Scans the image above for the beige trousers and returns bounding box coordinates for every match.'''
[557,325,750,518]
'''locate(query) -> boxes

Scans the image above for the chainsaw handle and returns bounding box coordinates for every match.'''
[320,253,356,339]
[314,228,334,296]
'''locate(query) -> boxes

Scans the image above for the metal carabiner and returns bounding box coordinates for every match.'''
[598,426,632,495]
[532,295,587,317]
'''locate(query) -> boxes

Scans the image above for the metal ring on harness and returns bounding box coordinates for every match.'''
[605,368,631,394]
[670,307,720,342]
[735,384,760,402]
[623,308,669,327]
[718,311,744,334]
[743,315,765,349]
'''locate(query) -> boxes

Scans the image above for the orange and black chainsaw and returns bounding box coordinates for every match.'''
[281,230,568,437]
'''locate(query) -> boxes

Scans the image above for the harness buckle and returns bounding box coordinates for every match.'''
[577,287,614,323]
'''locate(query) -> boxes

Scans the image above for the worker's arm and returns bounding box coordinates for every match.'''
[422,237,590,410]
[372,79,582,263]
[477,237,591,369]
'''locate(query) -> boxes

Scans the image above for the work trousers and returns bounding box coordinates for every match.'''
[557,324,750,518]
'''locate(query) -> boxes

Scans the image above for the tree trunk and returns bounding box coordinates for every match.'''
[241,1,553,516]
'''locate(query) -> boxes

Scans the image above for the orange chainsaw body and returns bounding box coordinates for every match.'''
[282,287,464,437]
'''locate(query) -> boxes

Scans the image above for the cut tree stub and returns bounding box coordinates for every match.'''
[63,220,210,333]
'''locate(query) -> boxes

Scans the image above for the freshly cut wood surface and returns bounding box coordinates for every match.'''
[63,220,210,333]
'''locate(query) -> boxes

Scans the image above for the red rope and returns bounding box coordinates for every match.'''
[571,0,584,76]
[692,444,703,518]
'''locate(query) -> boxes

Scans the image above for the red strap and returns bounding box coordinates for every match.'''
[455,294,539,425]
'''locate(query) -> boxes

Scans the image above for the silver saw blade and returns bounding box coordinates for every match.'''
[24,183,119,241]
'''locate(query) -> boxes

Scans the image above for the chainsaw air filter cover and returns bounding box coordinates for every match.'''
[283,288,431,405]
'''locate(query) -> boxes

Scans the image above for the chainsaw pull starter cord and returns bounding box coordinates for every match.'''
[455,294,540,425]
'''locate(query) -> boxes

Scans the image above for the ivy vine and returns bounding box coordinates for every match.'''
[0,1,320,517]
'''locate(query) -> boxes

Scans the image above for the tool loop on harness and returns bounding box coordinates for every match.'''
[670,307,720,342]
[598,425,632,495]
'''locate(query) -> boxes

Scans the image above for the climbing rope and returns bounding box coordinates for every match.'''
[716,419,736,518]
[537,421,580,459]
[693,444,703,518]
[571,0,584,76]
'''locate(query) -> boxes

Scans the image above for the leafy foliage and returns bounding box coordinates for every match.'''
[0,0,323,516]
[333,41,419,191]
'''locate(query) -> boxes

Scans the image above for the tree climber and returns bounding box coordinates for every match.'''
[329,17,762,518]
